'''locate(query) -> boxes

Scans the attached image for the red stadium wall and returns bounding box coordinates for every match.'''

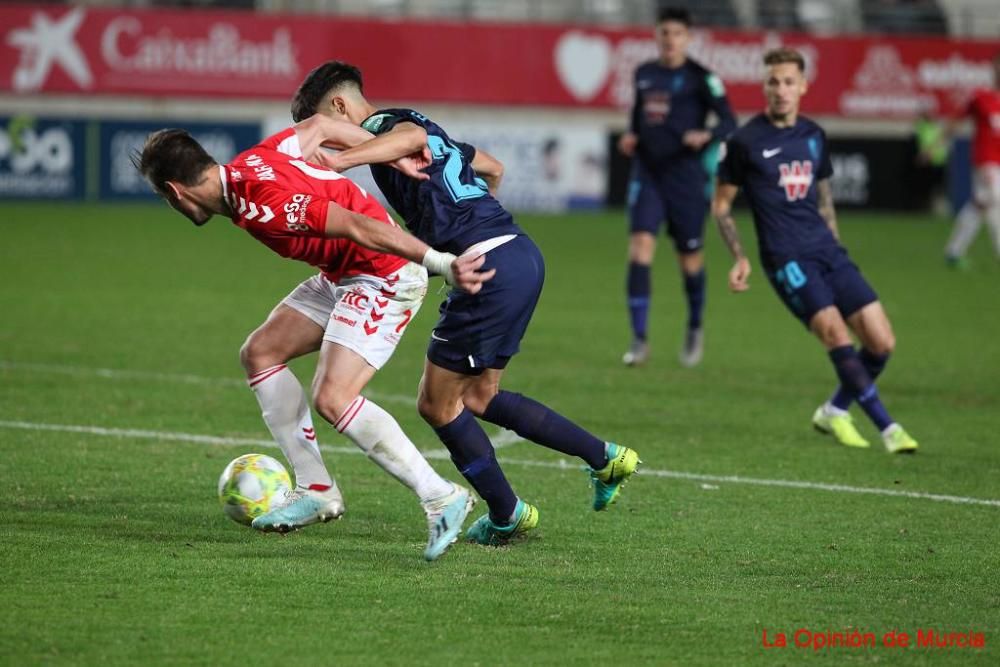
[2,4,998,119]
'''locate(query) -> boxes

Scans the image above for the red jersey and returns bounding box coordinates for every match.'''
[968,88,1000,166]
[221,128,408,282]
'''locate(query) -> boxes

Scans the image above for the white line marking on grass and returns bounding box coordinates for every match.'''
[0,360,525,450]
[2,419,996,508]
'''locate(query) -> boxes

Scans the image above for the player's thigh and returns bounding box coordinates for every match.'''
[973,165,1000,208]
[764,258,835,331]
[665,195,708,257]
[241,277,330,371]
[846,302,895,356]
[808,306,854,350]
[627,167,667,239]
[326,263,427,372]
[827,252,880,331]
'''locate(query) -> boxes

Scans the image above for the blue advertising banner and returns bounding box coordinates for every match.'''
[0,115,87,200]
[100,120,260,200]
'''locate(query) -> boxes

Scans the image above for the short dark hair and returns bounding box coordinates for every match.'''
[657,7,691,26]
[763,47,806,72]
[132,129,217,195]
[290,61,364,122]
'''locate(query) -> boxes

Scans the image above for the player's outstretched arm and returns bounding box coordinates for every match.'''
[712,181,752,292]
[816,179,840,241]
[324,123,429,173]
[470,148,504,196]
[294,115,375,160]
[323,202,495,294]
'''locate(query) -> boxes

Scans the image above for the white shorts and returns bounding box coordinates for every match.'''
[281,262,428,370]
[973,164,1000,208]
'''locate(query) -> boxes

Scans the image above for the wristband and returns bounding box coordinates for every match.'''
[421,248,457,284]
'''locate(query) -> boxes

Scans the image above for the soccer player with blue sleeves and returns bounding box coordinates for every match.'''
[290,62,641,547]
[619,7,736,367]
[712,48,918,454]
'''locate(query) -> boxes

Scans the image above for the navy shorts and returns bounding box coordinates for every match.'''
[427,235,544,376]
[763,246,879,327]
[627,160,708,254]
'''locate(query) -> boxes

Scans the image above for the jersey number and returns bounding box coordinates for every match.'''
[775,260,807,293]
[427,136,487,202]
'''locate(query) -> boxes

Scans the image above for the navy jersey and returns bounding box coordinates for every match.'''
[360,108,522,255]
[629,58,736,173]
[718,114,836,261]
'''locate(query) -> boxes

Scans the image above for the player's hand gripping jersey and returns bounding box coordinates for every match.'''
[223,128,408,282]
[718,114,836,261]
[359,109,523,255]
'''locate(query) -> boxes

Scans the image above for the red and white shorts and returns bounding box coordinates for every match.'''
[282,262,427,369]
[973,164,1000,208]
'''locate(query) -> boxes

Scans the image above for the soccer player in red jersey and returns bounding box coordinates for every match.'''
[135,116,493,560]
[945,53,1000,266]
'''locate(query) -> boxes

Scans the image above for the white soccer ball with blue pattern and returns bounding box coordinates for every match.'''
[217,453,292,526]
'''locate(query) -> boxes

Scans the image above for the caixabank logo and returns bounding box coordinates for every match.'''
[0,115,86,199]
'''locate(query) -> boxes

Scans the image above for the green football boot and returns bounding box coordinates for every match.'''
[883,424,919,454]
[589,443,640,511]
[465,499,538,546]
[812,406,870,448]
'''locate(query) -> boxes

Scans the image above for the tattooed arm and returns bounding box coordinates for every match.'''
[712,181,752,292]
[816,178,840,241]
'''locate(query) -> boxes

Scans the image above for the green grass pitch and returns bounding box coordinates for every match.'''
[1,203,997,665]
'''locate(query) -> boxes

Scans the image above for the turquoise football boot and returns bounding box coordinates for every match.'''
[465,499,539,546]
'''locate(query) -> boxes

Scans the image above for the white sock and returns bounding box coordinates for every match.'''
[248,365,333,489]
[945,203,981,258]
[823,402,849,418]
[336,396,452,503]
[984,204,1000,256]
[881,423,900,438]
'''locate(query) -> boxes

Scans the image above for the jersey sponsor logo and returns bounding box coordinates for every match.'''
[7,8,93,92]
[283,192,312,232]
[762,147,782,159]
[341,289,369,310]
[642,91,670,125]
[332,314,356,327]
[778,160,813,201]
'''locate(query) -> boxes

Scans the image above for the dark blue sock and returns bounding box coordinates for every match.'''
[482,391,607,469]
[682,268,706,330]
[627,262,651,341]
[828,345,893,430]
[433,409,517,524]
[830,348,891,410]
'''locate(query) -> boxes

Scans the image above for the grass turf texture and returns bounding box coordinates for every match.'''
[1,203,997,666]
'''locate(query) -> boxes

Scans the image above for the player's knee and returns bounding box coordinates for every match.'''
[312,385,354,425]
[868,332,896,357]
[239,331,277,374]
[462,385,498,417]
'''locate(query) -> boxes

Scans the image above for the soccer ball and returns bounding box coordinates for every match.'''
[217,453,292,526]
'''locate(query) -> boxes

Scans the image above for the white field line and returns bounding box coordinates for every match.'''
[0,360,526,451]
[1,419,998,509]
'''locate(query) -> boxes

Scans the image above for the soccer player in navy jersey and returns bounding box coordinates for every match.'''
[289,62,641,546]
[712,48,918,454]
[619,7,736,367]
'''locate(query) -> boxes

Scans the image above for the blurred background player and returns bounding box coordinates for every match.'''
[910,111,950,215]
[712,48,918,454]
[944,53,1000,268]
[291,61,640,547]
[135,119,493,560]
[617,7,736,367]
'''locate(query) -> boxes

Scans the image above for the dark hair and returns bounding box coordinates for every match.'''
[132,129,217,194]
[763,47,806,72]
[291,61,364,122]
[657,7,691,26]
